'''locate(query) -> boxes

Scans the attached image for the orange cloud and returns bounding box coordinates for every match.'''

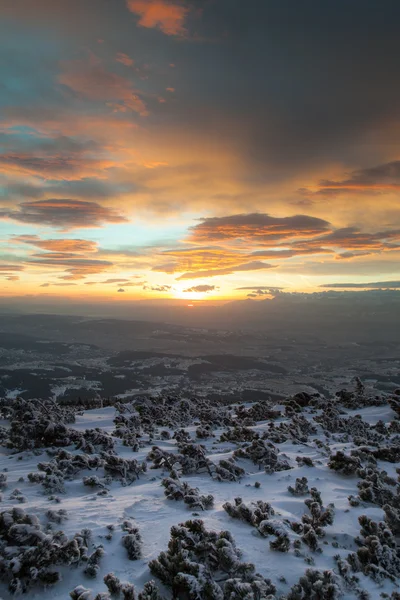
[152,246,274,279]
[1,199,127,230]
[59,55,148,116]
[126,0,189,36]
[0,265,24,272]
[188,213,331,244]
[116,53,135,67]
[176,261,275,280]
[302,161,400,196]
[14,236,98,253]
[0,154,116,180]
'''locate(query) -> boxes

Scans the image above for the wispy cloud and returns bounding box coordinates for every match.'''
[321,280,400,289]
[1,199,127,229]
[183,284,217,293]
[59,54,149,116]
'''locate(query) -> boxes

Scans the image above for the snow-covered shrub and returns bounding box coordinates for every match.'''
[290,490,334,551]
[0,396,76,451]
[357,467,399,508]
[149,519,276,600]
[76,428,115,453]
[147,446,176,470]
[296,456,314,467]
[137,581,164,600]
[220,426,258,443]
[235,401,281,423]
[223,497,275,527]
[104,572,122,595]
[234,439,291,473]
[46,508,68,523]
[83,475,109,490]
[103,575,163,600]
[285,569,342,599]
[121,520,142,560]
[383,504,400,535]
[162,477,214,510]
[335,378,387,410]
[213,459,245,482]
[84,547,105,578]
[328,451,361,475]
[177,443,214,476]
[0,508,93,594]
[288,477,309,496]
[70,586,92,600]
[173,428,192,444]
[196,424,214,439]
[113,413,143,451]
[102,453,146,484]
[347,515,400,583]
[269,530,290,552]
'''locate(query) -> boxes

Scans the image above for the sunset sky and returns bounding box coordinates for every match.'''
[1,0,400,304]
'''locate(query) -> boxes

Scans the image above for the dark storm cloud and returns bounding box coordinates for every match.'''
[155,0,400,174]
[5,0,400,179]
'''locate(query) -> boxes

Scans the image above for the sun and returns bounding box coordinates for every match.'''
[172,289,206,301]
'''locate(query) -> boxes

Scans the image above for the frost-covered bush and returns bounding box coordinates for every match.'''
[234,439,291,473]
[223,497,275,527]
[328,451,361,475]
[260,414,316,445]
[104,572,122,595]
[102,453,146,484]
[103,575,163,600]
[83,475,109,490]
[121,520,142,560]
[28,450,104,494]
[335,378,387,410]
[46,508,68,523]
[235,401,281,423]
[84,547,105,578]
[314,407,381,445]
[383,504,400,535]
[213,459,245,482]
[75,428,115,453]
[173,428,192,444]
[285,569,342,599]
[70,586,92,600]
[149,519,276,600]
[290,489,334,551]
[196,424,214,439]
[347,515,400,583]
[220,426,258,443]
[147,446,176,470]
[0,507,93,594]
[162,477,214,510]
[296,456,314,468]
[288,477,309,496]
[137,581,164,600]
[0,396,76,451]
[357,467,399,508]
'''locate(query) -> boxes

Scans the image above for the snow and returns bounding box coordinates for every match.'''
[0,398,398,599]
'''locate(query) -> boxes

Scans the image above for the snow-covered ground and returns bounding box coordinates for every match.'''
[0,391,399,599]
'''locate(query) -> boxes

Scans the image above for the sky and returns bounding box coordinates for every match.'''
[1,0,400,305]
